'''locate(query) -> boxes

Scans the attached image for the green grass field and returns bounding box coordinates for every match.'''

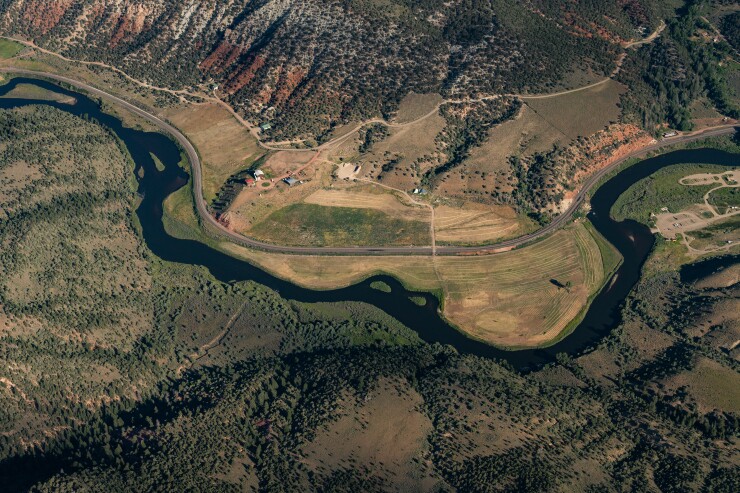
[249,203,431,247]
[0,39,22,58]
[708,186,739,214]
[611,164,730,223]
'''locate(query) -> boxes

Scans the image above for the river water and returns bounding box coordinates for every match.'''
[1,77,737,371]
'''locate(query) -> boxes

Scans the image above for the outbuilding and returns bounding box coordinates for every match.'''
[283,177,299,186]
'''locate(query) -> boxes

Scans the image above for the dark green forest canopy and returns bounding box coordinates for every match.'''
[0,104,737,492]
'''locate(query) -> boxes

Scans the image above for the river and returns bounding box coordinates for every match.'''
[0,76,737,371]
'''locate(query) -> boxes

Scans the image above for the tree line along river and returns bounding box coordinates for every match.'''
[0,76,737,371]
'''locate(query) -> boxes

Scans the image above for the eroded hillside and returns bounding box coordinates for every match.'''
[0,0,666,139]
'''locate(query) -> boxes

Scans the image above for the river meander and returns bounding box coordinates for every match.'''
[1,76,737,371]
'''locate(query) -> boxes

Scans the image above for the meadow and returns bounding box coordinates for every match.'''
[0,39,22,59]
[248,203,431,247]
[611,163,731,222]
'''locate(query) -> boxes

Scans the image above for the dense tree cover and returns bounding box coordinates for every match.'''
[720,11,740,52]
[618,0,739,131]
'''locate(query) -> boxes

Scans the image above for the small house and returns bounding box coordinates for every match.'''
[284,177,299,186]
[253,169,265,181]
[259,122,272,132]
[245,177,256,187]
[663,131,677,138]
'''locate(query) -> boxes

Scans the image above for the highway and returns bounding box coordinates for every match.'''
[2,67,737,256]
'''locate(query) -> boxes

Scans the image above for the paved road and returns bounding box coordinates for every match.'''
[2,67,737,256]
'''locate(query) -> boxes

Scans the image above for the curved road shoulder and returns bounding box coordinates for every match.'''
[2,67,737,256]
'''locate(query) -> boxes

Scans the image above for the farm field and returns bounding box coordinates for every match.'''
[303,186,430,222]
[222,221,608,348]
[247,203,431,247]
[522,79,627,140]
[164,102,263,202]
[434,202,536,245]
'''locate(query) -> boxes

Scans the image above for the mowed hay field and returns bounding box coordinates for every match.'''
[436,224,605,347]
[165,102,263,202]
[304,187,430,222]
[434,202,536,244]
[522,80,626,140]
[248,203,431,247]
[223,222,607,347]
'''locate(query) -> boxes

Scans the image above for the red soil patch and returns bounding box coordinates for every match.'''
[273,66,306,105]
[225,55,266,93]
[109,5,152,47]
[200,41,244,73]
[22,0,73,36]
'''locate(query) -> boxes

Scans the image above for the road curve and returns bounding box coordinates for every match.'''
[2,68,737,256]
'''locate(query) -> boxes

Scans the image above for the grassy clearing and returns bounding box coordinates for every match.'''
[409,296,427,306]
[0,39,22,59]
[465,104,562,173]
[708,186,739,214]
[662,357,740,414]
[0,82,75,103]
[584,220,623,277]
[688,215,740,251]
[356,111,446,191]
[522,80,626,140]
[642,237,692,275]
[612,164,731,223]
[394,92,443,123]
[164,102,263,202]
[249,203,431,247]
[300,377,438,491]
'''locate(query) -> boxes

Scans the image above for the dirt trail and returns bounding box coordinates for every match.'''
[2,20,666,154]
[176,298,249,374]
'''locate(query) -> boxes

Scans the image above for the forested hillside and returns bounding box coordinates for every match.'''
[0,103,738,492]
[0,0,668,139]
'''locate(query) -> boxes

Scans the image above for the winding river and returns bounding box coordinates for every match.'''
[1,77,738,371]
